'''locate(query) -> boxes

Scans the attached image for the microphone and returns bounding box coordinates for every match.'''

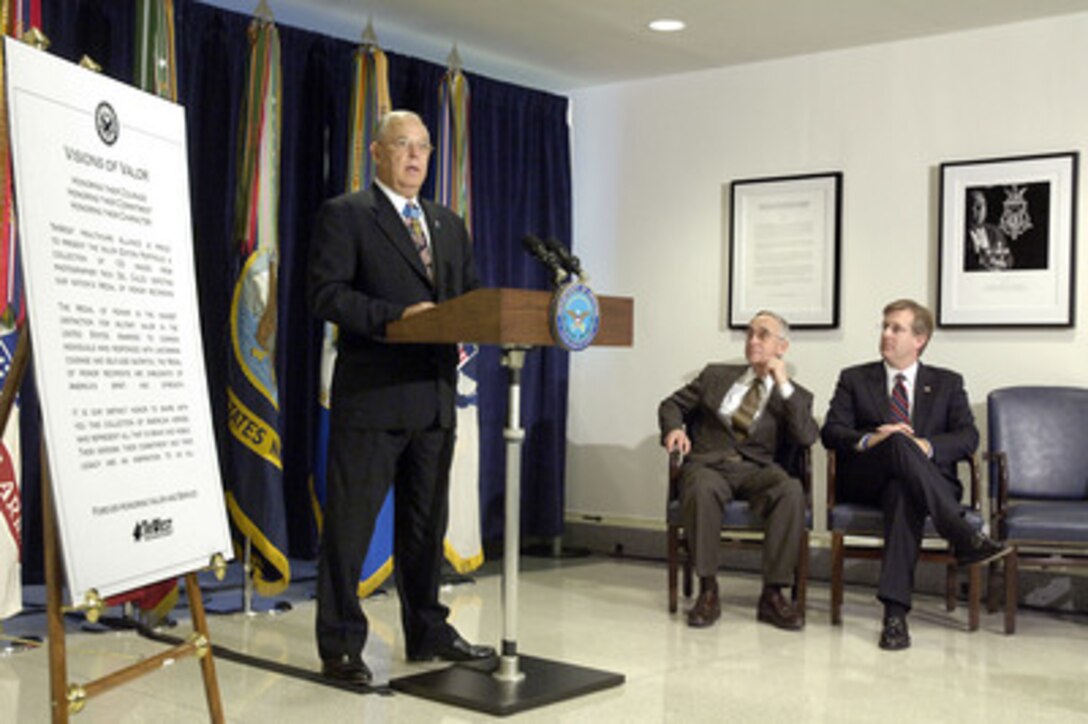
[544,237,584,280]
[522,234,567,284]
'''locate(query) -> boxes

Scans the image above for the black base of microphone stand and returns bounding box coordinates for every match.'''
[389,654,624,716]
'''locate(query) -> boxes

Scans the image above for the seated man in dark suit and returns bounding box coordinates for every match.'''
[821,299,1005,651]
[658,311,818,630]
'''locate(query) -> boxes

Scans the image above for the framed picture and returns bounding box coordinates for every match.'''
[727,172,841,329]
[938,152,1077,327]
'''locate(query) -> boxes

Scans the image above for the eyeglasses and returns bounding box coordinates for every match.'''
[386,137,434,154]
[745,327,784,341]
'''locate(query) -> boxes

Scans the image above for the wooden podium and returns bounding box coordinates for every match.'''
[386,288,632,716]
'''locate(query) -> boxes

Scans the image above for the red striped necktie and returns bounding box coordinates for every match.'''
[890,373,910,424]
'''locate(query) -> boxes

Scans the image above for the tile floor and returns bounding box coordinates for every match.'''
[2,555,1087,722]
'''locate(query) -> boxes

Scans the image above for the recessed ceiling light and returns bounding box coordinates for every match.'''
[648,18,685,32]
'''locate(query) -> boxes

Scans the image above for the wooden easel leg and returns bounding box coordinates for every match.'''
[42,445,69,724]
[186,572,225,723]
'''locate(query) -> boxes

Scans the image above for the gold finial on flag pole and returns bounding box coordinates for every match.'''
[20,26,50,51]
[79,55,102,73]
[447,43,462,74]
[254,0,274,22]
[361,17,378,47]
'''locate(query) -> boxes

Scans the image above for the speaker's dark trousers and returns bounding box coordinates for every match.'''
[316,423,454,661]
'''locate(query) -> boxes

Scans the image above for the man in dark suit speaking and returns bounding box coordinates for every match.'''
[308,110,493,685]
[821,299,1004,651]
[659,311,818,630]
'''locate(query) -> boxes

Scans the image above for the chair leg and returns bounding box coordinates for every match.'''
[682,544,693,600]
[795,531,809,618]
[1004,548,1018,635]
[831,531,844,625]
[986,559,1000,614]
[667,526,679,613]
[944,563,956,612]
[967,563,981,632]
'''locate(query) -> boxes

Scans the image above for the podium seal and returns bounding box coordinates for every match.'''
[550,282,600,351]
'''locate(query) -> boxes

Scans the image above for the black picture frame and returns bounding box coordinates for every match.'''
[727,172,842,329]
[938,151,1077,328]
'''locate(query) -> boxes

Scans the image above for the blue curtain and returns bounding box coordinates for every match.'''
[22,0,571,580]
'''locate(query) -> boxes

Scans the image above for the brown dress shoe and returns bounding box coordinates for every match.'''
[757,588,804,630]
[687,589,721,628]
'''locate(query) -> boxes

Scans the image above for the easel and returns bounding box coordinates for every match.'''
[0,328,226,723]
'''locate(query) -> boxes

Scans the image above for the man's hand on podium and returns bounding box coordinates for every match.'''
[401,301,436,319]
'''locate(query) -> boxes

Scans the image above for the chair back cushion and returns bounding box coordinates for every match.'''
[775,437,806,480]
[988,386,1088,500]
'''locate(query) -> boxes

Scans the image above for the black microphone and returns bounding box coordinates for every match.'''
[544,237,583,279]
[522,234,567,283]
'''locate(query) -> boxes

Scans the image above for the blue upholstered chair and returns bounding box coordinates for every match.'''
[987,386,1088,634]
[826,449,1014,632]
[666,444,812,616]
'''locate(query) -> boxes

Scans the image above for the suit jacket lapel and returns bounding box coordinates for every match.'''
[913,363,933,433]
[707,366,742,413]
[718,367,746,445]
[863,363,888,423]
[372,185,433,285]
[420,199,444,288]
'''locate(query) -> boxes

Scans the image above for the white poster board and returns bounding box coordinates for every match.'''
[4,39,232,602]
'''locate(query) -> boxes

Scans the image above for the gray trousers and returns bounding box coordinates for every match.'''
[679,456,804,586]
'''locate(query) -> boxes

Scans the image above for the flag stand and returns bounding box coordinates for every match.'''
[2,328,226,723]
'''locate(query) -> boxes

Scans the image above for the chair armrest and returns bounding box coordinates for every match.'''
[799,446,813,498]
[825,449,837,508]
[982,450,1010,534]
[667,449,683,503]
[964,452,981,509]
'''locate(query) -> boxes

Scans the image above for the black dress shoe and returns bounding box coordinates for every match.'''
[407,633,497,663]
[756,589,804,631]
[686,589,721,628]
[879,615,911,651]
[956,532,1007,567]
[321,656,373,685]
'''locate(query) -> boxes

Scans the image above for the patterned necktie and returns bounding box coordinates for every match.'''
[890,373,910,424]
[731,378,765,439]
[402,202,433,281]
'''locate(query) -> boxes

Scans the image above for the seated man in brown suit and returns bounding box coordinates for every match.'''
[658,311,819,629]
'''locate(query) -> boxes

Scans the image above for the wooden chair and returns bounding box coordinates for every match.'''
[826,449,1015,633]
[987,386,1088,634]
[666,445,812,615]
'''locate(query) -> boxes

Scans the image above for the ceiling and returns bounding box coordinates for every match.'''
[200,0,1088,92]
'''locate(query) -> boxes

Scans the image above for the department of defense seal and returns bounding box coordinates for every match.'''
[550,282,600,352]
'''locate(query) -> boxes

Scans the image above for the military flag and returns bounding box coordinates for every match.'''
[10,0,38,37]
[225,13,289,596]
[435,64,482,573]
[0,0,35,621]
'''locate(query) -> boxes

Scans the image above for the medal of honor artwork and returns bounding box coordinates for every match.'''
[964,183,1049,273]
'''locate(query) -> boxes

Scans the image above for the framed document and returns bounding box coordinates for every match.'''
[727,172,842,329]
[938,152,1077,327]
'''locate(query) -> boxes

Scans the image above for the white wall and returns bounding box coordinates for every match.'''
[566,14,1088,531]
